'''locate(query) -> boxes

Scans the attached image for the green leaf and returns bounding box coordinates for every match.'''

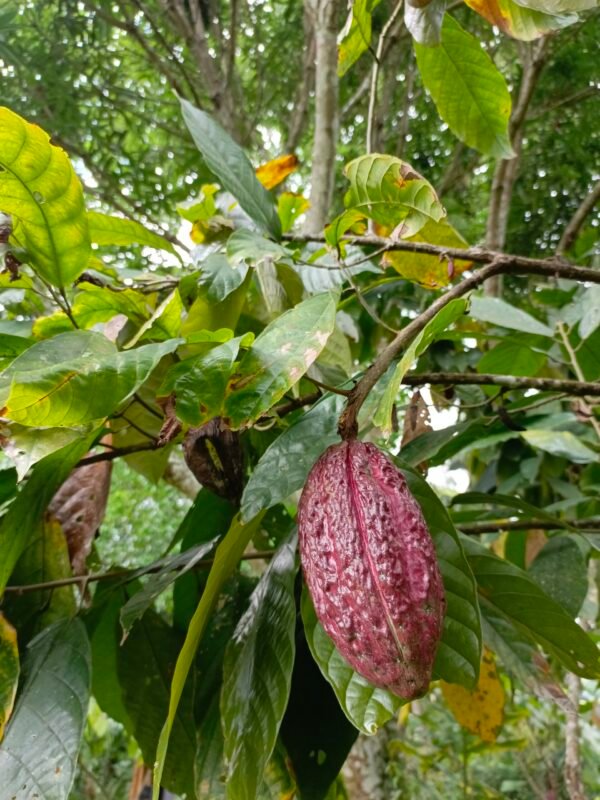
[0,106,91,287]
[513,0,593,13]
[529,536,588,618]
[125,289,184,347]
[520,429,597,463]
[344,154,445,236]
[414,16,514,158]
[461,536,600,677]
[225,292,337,428]
[374,297,468,433]
[152,511,266,800]
[180,98,281,239]
[338,0,381,76]
[0,619,91,798]
[227,228,290,266]
[221,536,298,800]
[0,613,18,741]
[469,295,554,337]
[0,333,32,370]
[0,422,95,480]
[120,539,220,636]
[477,338,546,376]
[87,210,176,255]
[160,336,245,426]
[0,331,180,427]
[450,491,573,531]
[0,429,98,594]
[301,588,403,734]
[241,393,346,523]
[398,462,483,688]
[198,253,250,302]
[119,609,197,797]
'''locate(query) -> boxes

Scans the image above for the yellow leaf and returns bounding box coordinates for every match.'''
[441,649,505,742]
[0,613,19,741]
[190,215,234,245]
[256,155,299,190]
[380,218,472,289]
[464,0,576,40]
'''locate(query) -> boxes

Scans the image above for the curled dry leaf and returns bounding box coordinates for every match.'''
[183,417,244,506]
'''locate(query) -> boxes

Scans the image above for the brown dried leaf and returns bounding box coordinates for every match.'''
[47,454,112,575]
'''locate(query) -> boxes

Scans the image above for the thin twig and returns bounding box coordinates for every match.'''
[366,0,404,154]
[2,550,276,594]
[401,371,600,398]
[459,518,600,535]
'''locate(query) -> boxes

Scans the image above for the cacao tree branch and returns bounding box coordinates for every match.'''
[458,518,600,534]
[401,372,600,398]
[1,551,276,594]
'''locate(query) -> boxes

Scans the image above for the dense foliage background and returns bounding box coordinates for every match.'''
[0,0,599,798]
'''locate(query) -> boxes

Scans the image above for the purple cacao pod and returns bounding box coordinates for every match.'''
[298,440,445,699]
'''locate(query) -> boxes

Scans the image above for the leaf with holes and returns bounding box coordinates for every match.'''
[221,536,298,800]
[0,106,90,287]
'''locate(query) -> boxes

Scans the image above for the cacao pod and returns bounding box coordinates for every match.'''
[298,440,445,699]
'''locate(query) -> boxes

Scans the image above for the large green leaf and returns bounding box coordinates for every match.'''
[240,393,346,523]
[119,609,197,797]
[159,335,248,426]
[398,462,483,688]
[414,16,514,158]
[0,619,91,799]
[344,154,445,236]
[0,613,18,741]
[529,536,588,617]
[0,106,90,287]
[221,536,298,800]
[32,282,151,339]
[198,253,250,302]
[302,588,403,735]
[374,297,468,433]
[520,429,597,463]
[0,422,96,480]
[0,429,98,594]
[477,337,547,376]
[461,536,600,677]
[0,330,179,427]
[469,295,554,337]
[152,511,265,799]
[338,0,381,76]
[180,99,281,239]
[224,292,337,427]
[87,210,177,255]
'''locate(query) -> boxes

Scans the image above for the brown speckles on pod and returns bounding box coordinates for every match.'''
[298,440,445,700]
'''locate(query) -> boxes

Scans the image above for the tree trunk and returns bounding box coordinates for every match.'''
[485,39,549,296]
[343,730,392,800]
[304,0,340,235]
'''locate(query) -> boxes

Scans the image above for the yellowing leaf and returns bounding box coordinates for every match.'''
[441,649,505,742]
[464,0,578,39]
[0,107,90,288]
[381,218,472,288]
[256,155,299,190]
[0,613,19,741]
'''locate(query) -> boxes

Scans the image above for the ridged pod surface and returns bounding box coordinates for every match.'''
[298,440,445,699]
